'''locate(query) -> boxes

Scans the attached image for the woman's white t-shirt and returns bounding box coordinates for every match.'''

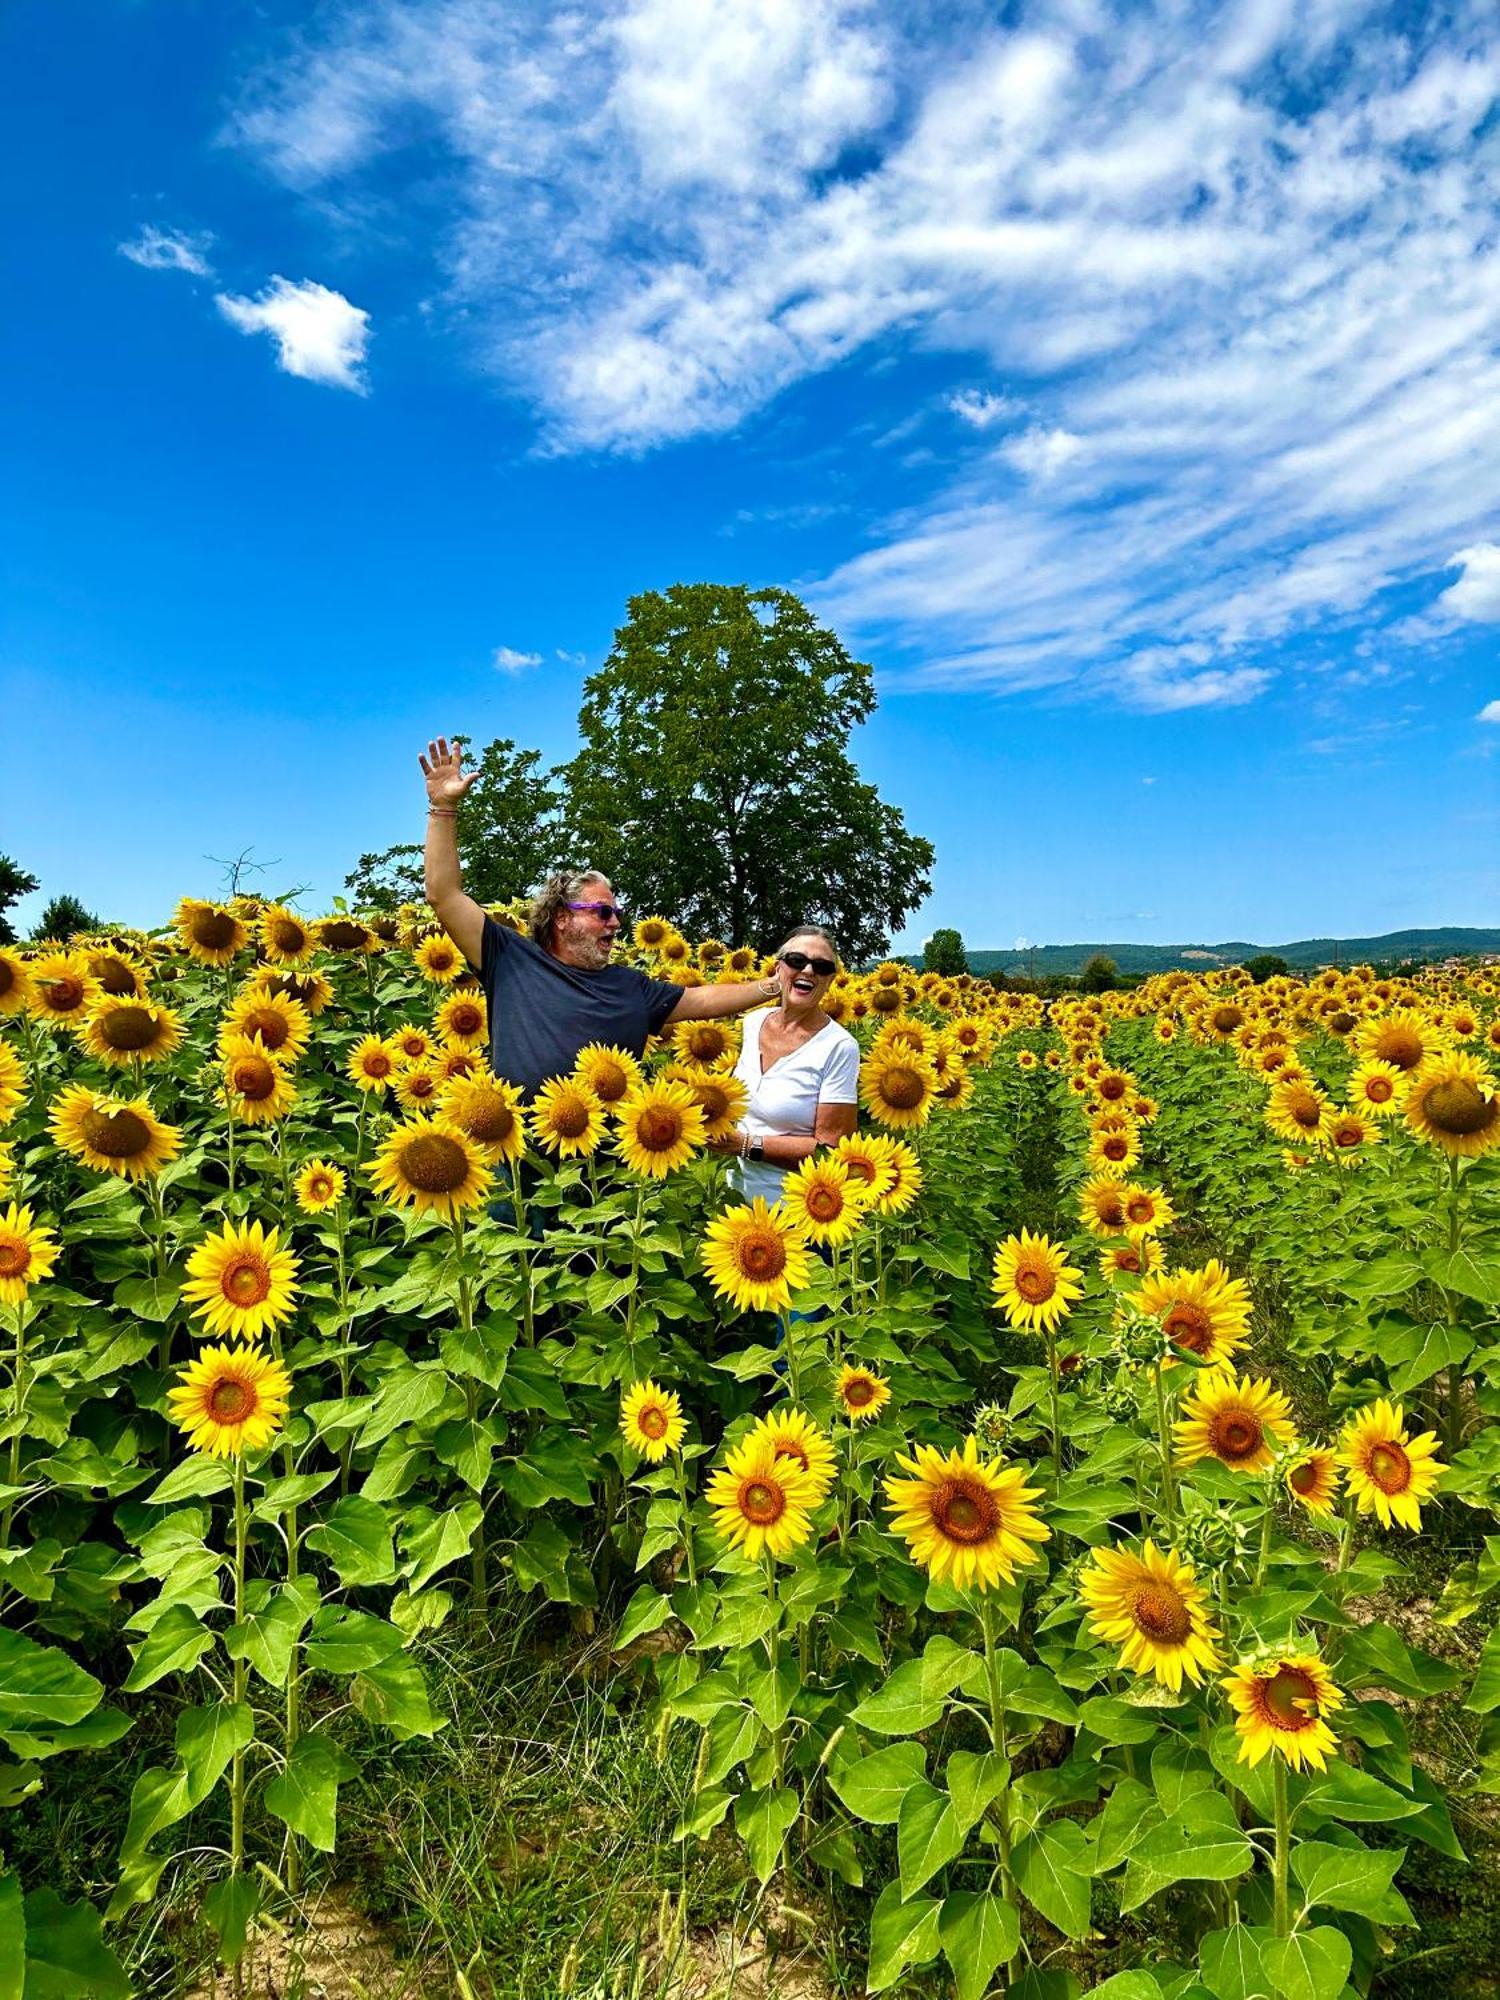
[730,1006,861,1204]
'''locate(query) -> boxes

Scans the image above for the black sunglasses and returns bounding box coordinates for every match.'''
[780,950,837,977]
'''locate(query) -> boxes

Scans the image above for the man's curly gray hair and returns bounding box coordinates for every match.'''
[528,867,612,946]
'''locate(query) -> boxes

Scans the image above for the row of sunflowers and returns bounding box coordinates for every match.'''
[0,902,1496,1997]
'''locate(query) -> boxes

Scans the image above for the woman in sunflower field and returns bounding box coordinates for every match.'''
[709,925,860,1199]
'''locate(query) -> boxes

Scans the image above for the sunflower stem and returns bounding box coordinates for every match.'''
[451,1210,488,1613]
[672,1449,697,1589]
[1,1302,30,1554]
[1253,1492,1274,1592]
[511,1159,535,1346]
[1442,1155,1465,1456]
[225,1089,237,1197]
[229,1450,249,1991]
[1152,1359,1177,1535]
[1272,1757,1291,1939]
[1046,1330,1062,1487]
[978,1595,1019,1949]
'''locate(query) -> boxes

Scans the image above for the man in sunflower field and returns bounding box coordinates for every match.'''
[420,737,781,1095]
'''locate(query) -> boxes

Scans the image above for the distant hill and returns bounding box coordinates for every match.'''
[905,928,1500,979]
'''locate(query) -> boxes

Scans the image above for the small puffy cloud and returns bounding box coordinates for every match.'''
[215,277,369,391]
[1000,426,1085,481]
[1439,543,1500,623]
[948,390,1018,430]
[119,225,213,277]
[493,646,543,674]
[1477,699,1500,724]
[555,648,587,666]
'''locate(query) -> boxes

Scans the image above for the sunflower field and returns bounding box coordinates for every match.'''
[3,904,1500,1999]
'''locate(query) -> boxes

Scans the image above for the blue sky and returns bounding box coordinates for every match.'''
[6,0,1499,954]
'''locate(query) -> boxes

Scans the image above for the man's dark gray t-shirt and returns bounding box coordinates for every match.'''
[475,916,683,1098]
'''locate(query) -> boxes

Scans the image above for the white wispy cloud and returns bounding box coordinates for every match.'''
[119,224,214,276]
[1478,699,1500,723]
[1440,543,1500,623]
[215,277,370,391]
[230,0,1500,708]
[493,645,543,673]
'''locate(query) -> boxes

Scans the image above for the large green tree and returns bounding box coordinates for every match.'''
[923,927,968,976]
[33,893,101,941]
[557,585,933,962]
[0,856,39,945]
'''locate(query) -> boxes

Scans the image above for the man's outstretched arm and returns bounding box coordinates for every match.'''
[419,736,486,968]
[664,973,779,1024]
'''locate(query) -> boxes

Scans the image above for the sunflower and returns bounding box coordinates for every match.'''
[0,1202,60,1305]
[258,905,317,965]
[49,1083,182,1181]
[991,1230,1084,1335]
[1338,1400,1446,1530]
[1402,1051,1500,1159]
[934,1063,976,1109]
[369,1119,494,1218]
[167,1343,292,1459]
[1094,1068,1135,1104]
[883,1436,1049,1592]
[1088,1126,1141,1174]
[1347,1058,1407,1119]
[394,1062,444,1114]
[219,989,312,1063]
[831,1133,900,1204]
[619,1380,686,1463]
[1016,1049,1039,1071]
[294,1159,347,1214]
[27,952,99,1030]
[701,1199,811,1314]
[1120,1183,1174,1239]
[778,1155,870,1247]
[182,1220,299,1341]
[873,1139,924,1215]
[439,1074,526,1163]
[746,1407,837,1499]
[1138,1261,1252,1367]
[1078,1174,1130,1237]
[0,1144,12,1197]
[673,1018,737,1070]
[836,1364,891,1423]
[860,1047,938,1131]
[1098,1238,1159,1282]
[633,915,673,953]
[1265,1077,1329,1143]
[256,969,333,1016]
[529,1076,608,1158]
[0,950,32,1015]
[1356,1006,1446,1074]
[0,1044,25,1126]
[1222,1650,1344,1773]
[79,997,183,1068]
[1153,1016,1177,1044]
[571,1043,643,1109]
[706,1437,817,1562]
[658,933,691,967]
[414,932,465,984]
[222,1038,297,1126]
[174,898,248,967]
[671,1064,749,1139]
[1285,1447,1342,1518]
[348,1034,400,1094]
[436,988,488,1050]
[316,917,374,956]
[615,1081,706,1178]
[1174,1369,1298,1474]
[1321,1107,1379,1157]
[1078,1541,1221,1691]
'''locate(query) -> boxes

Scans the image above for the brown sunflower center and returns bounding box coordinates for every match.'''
[1364,1076,1394,1103]
[81,1106,153,1158]
[880,1066,925,1110]
[737,1229,787,1281]
[1290,1460,1321,1495]
[98,1005,161,1051]
[1329,1011,1356,1035]
[549,1096,592,1139]
[404,1073,437,1099]
[222,1255,272,1306]
[308,1175,334,1201]
[43,976,85,1012]
[464,1096,516,1143]
[1331,1119,1363,1148]
[447,1003,484,1038]
[1367,1439,1412,1494]
[268,918,307,952]
[1014,1261,1056,1304]
[844,1157,878,1186]
[806,1184,842,1222]
[191,911,238,950]
[1099,1076,1127,1100]
[240,1008,290,1050]
[636,1108,684,1152]
[739,1478,786,1526]
[93,956,138,995]
[1421,1079,1498,1137]
[688,1028,726,1060]
[1209,1410,1264,1462]
[929,1476,1000,1546]
[638,1404,669,1440]
[0,1241,29,1277]
[1377,1028,1424,1070]
[320,920,369,952]
[871,987,901,1012]
[231,1056,277,1101]
[1096,1193,1126,1227]
[1114,1247,1143,1273]
[1131,1582,1191,1644]
[426,944,456,970]
[208,1378,253,1420]
[395,1133,471,1193]
[1100,1134,1130,1160]
[1164,1302,1213,1355]
[1261,1665,1318,1729]
[590,1067,630,1104]
[697,1083,731,1121]
[361,1051,395,1079]
[842,1375,876,1409]
[1211,1005,1244,1033]
[1125,1196,1154,1224]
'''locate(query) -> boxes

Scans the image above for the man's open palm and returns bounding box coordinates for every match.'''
[420,737,478,807]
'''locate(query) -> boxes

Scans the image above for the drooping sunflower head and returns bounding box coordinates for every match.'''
[167,1342,292,1459]
[220,988,312,1062]
[174,899,248,968]
[673,1018,737,1070]
[48,1083,182,1181]
[1285,1447,1342,1518]
[316,917,374,956]
[991,1229,1084,1335]
[27,953,100,1030]
[348,1034,400,1093]
[883,1434,1050,1592]
[1222,1649,1344,1772]
[80,998,183,1068]
[860,1047,937,1131]
[1402,1050,1500,1159]
[181,1219,299,1341]
[1337,1398,1446,1530]
[1078,1540,1221,1691]
[369,1118,494,1218]
[705,1437,817,1563]
[222,1037,297,1126]
[1138,1261,1252,1368]
[413,932,465,984]
[436,988,488,1050]
[1078,1173,1130,1237]
[700,1198,811,1315]
[745,1407,837,1499]
[258,905,317,965]
[440,1073,527,1163]
[0,1201,60,1305]
[1174,1369,1298,1474]
[529,1076,608,1158]
[615,1081,706,1178]
[836,1363,891,1423]
[619,1379,686,1463]
[294,1159,347,1214]
[779,1155,871,1246]
[831,1133,900,1205]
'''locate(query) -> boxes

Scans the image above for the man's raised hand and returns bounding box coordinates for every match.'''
[420,737,478,808]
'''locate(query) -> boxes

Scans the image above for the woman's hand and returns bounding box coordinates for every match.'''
[704,1132,744,1155]
[419,737,478,808]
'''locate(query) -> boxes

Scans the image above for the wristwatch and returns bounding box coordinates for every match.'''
[749,1137,766,1162]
